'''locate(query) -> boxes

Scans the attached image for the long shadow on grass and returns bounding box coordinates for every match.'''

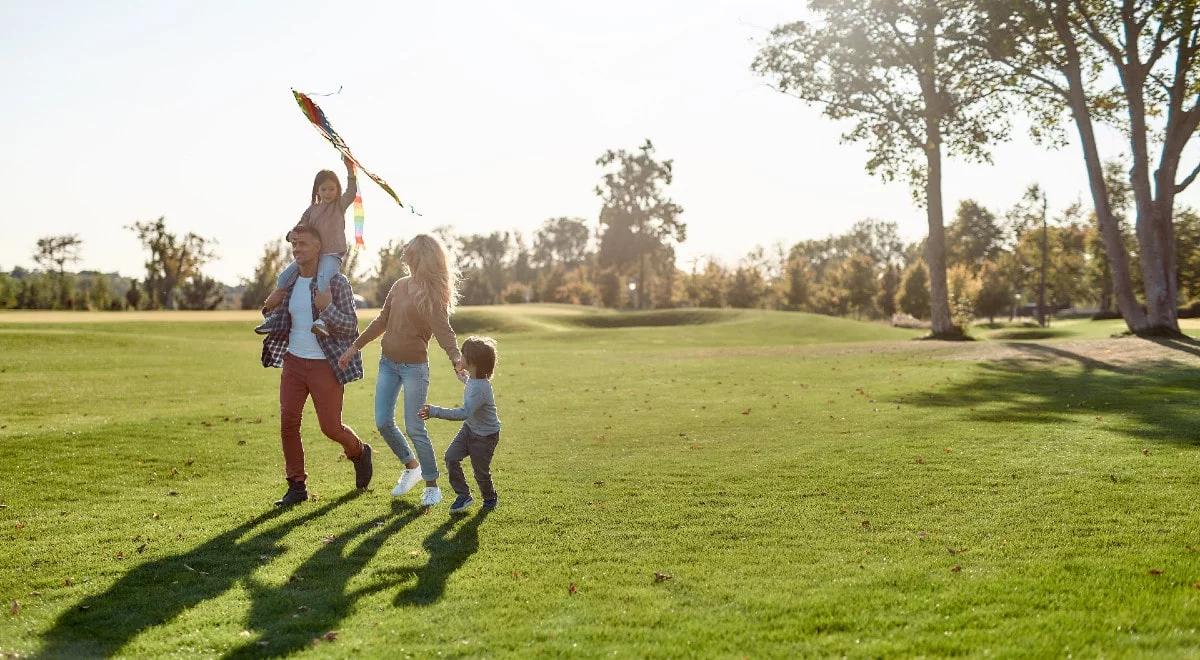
[382,509,492,607]
[36,492,360,659]
[225,500,422,659]
[904,344,1200,445]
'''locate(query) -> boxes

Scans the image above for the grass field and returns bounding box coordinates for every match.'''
[2,305,1200,657]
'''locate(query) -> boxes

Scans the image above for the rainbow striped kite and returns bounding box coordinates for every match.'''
[292,89,404,208]
[352,187,365,249]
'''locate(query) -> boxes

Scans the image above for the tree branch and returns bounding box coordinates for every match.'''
[1175,160,1200,193]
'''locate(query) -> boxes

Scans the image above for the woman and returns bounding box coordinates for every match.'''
[339,234,465,507]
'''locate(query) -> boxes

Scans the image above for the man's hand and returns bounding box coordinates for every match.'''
[262,288,286,312]
[314,291,333,311]
[343,155,355,172]
[337,346,358,369]
[417,404,431,420]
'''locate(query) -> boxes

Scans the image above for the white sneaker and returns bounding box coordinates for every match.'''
[391,468,423,497]
[420,486,443,507]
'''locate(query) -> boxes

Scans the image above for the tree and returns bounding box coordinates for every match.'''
[458,232,514,306]
[784,258,812,311]
[125,278,142,310]
[595,139,686,309]
[533,218,591,269]
[33,234,83,308]
[127,217,215,310]
[985,1,1200,336]
[240,240,289,310]
[975,260,1012,323]
[373,238,408,306]
[841,254,879,319]
[1175,207,1200,302]
[876,263,902,317]
[727,266,767,309]
[754,0,1010,337]
[178,273,224,310]
[899,262,931,319]
[946,200,1005,271]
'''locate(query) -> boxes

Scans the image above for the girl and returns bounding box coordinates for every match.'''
[255,155,357,337]
[338,234,467,507]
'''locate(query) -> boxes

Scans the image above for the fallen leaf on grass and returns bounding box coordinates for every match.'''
[1194,581,1200,590]
[593,480,605,486]
[917,531,928,540]
[321,631,338,642]
[237,440,247,446]
[1142,448,1151,456]
[947,547,967,556]
[943,447,952,454]
[915,457,925,465]
[185,458,195,466]
[114,552,125,560]
[1149,568,1164,576]
[63,577,73,587]
[408,550,420,557]
[239,630,252,638]
[741,409,751,416]
[136,543,147,554]
[9,601,19,616]
[167,491,179,497]
[183,564,209,575]
[151,513,160,520]
[568,583,577,595]
[950,564,962,573]
[297,605,309,613]
[14,521,24,530]
[653,572,673,583]
[320,536,335,545]
[860,520,870,529]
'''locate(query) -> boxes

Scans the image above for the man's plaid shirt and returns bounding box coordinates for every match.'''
[260,273,364,385]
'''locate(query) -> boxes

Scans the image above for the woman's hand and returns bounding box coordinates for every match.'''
[337,346,358,369]
[418,404,431,420]
[343,154,355,172]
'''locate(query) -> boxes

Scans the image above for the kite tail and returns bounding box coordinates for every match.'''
[353,189,365,249]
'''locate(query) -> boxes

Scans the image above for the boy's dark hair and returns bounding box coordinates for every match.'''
[462,336,498,379]
[287,223,322,246]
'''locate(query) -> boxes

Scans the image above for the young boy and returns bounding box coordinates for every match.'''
[419,336,502,514]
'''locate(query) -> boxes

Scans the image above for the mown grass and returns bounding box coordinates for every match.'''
[1,306,1199,657]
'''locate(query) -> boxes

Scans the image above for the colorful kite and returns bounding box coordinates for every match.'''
[292,89,405,209]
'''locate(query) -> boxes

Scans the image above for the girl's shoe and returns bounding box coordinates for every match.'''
[254,313,283,335]
[420,487,443,507]
[449,495,474,513]
[310,318,330,337]
[392,468,423,497]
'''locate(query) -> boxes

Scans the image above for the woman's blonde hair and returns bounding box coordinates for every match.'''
[403,233,459,318]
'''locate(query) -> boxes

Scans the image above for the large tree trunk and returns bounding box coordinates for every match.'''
[1053,4,1147,333]
[923,141,954,337]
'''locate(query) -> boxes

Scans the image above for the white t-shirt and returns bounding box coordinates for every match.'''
[287,277,326,359]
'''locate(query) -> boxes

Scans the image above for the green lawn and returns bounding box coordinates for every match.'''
[2,306,1199,657]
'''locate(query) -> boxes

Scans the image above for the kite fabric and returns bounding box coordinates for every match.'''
[352,185,366,249]
[292,89,405,209]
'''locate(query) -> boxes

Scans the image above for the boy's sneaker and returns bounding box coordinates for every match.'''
[449,495,474,513]
[420,486,443,507]
[310,318,331,338]
[254,313,283,335]
[482,494,499,510]
[351,443,373,489]
[274,480,308,507]
[392,468,423,497]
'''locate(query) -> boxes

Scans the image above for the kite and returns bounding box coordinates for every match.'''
[292,89,406,209]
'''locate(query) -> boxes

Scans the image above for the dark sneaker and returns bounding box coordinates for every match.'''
[352,442,373,489]
[449,495,474,514]
[482,494,498,510]
[254,312,283,335]
[311,318,331,338]
[274,480,308,507]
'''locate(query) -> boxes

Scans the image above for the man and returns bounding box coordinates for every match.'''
[260,224,372,506]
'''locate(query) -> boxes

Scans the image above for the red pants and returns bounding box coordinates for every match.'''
[279,353,364,481]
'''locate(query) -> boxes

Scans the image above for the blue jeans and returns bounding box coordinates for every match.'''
[374,357,438,480]
[277,254,342,292]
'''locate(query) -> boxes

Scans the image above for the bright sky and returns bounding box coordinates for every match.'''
[3,1,1197,284]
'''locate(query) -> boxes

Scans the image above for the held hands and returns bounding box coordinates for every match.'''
[337,346,358,370]
[418,404,431,420]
